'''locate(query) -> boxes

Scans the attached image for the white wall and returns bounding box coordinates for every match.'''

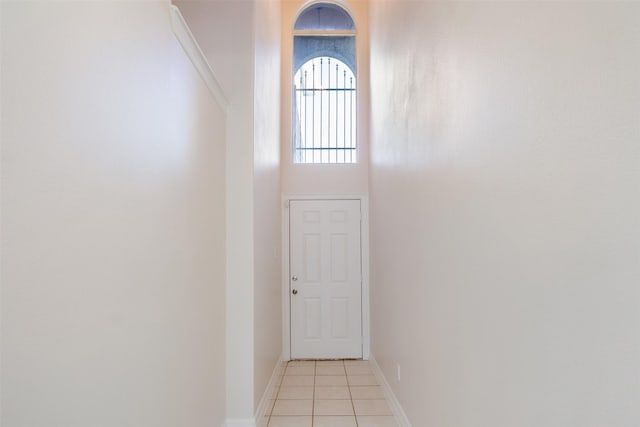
[173,0,257,419]
[281,0,369,196]
[369,2,640,427]
[253,0,283,414]
[1,2,226,426]
[174,0,283,420]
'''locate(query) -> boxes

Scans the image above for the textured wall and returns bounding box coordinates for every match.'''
[1,2,226,426]
[369,1,640,426]
[173,0,258,419]
[253,0,283,416]
[173,0,284,420]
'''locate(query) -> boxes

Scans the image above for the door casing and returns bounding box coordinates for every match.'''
[282,194,370,360]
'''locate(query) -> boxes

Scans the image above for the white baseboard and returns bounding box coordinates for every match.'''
[254,354,286,426]
[223,355,285,427]
[369,355,413,427]
[223,356,284,427]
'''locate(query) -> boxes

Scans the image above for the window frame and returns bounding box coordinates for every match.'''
[292,3,358,165]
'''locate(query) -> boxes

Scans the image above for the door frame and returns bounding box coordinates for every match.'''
[282,194,370,361]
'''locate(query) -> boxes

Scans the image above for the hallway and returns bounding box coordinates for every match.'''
[2,1,640,427]
[264,360,397,427]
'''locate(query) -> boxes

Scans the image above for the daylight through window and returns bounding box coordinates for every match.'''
[294,57,356,164]
[293,3,356,164]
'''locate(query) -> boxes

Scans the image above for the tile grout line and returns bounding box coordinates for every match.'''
[267,362,284,427]
[311,360,316,427]
[346,360,360,427]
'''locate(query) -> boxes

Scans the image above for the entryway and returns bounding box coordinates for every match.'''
[288,199,364,360]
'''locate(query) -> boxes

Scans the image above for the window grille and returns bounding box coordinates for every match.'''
[293,57,356,164]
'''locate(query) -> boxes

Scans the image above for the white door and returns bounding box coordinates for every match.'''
[289,199,362,359]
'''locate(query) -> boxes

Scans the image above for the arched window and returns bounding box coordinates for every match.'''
[293,3,357,164]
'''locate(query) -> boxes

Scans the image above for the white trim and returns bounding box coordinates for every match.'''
[282,194,370,360]
[294,0,358,31]
[254,355,285,422]
[360,194,371,360]
[369,356,413,427]
[224,356,284,427]
[294,29,357,36]
[282,196,291,360]
[169,5,229,111]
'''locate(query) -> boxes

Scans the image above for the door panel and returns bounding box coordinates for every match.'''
[330,234,348,281]
[330,298,349,338]
[290,199,362,359]
[303,234,321,282]
[304,298,321,339]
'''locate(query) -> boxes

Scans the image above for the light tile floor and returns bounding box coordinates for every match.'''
[264,360,398,427]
